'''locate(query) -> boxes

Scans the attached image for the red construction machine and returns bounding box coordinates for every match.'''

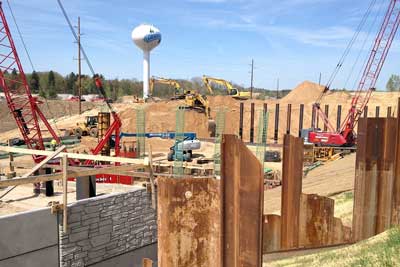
[308,0,400,146]
[0,1,121,166]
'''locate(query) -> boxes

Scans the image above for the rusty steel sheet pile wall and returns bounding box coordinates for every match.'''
[393,101,400,225]
[263,134,351,253]
[157,135,264,267]
[299,194,351,247]
[280,134,303,249]
[353,117,399,242]
[221,134,264,267]
[157,177,221,267]
[262,215,281,253]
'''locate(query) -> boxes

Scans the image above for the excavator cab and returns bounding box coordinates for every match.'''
[228,88,239,96]
[86,115,98,127]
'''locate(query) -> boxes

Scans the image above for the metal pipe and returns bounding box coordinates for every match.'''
[286,104,292,135]
[324,105,329,132]
[239,102,244,140]
[274,104,279,144]
[250,103,255,143]
[298,104,304,137]
[337,105,342,132]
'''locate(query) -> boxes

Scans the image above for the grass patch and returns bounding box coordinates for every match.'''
[266,227,400,267]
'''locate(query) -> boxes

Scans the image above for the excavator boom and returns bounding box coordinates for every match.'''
[202,75,250,100]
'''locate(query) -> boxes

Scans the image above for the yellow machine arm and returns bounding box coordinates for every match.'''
[202,75,250,99]
[149,76,183,96]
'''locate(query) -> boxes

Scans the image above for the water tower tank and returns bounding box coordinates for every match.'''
[131,24,161,100]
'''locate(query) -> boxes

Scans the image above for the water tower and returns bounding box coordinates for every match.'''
[131,24,161,100]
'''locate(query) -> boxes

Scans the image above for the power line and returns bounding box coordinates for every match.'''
[6,0,35,71]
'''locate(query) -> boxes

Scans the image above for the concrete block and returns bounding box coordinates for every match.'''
[90,233,111,247]
[88,248,105,259]
[0,245,58,267]
[84,205,102,214]
[0,208,57,261]
[69,213,82,223]
[69,230,89,242]
[99,224,113,234]
[82,217,100,226]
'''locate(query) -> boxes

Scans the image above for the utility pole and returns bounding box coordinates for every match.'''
[276,78,279,99]
[318,72,322,86]
[78,17,82,115]
[250,59,254,99]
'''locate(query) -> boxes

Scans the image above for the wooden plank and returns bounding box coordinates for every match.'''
[263,214,281,253]
[0,145,145,164]
[221,134,264,267]
[0,164,142,187]
[0,145,67,199]
[281,135,303,249]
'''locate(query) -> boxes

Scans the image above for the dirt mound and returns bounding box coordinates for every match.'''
[118,99,210,138]
[281,81,325,104]
[0,100,98,134]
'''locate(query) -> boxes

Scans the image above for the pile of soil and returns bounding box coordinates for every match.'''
[2,80,400,145]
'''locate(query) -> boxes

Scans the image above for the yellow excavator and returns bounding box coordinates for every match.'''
[202,75,251,100]
[149,76,211,118]
[150,76,185,97]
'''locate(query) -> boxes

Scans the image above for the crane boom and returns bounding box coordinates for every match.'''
[309,0,400,146]
[341,0,400,140]
[0,2,61,162]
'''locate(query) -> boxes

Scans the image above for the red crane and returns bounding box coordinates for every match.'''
[309,0,400,146]
[0,1,62,163]
[0,1,121,164]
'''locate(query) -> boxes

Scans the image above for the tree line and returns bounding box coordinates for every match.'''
[1,69,290,100]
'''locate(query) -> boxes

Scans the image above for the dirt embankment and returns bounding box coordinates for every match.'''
[2,80,399,144]
[0,100,98,133]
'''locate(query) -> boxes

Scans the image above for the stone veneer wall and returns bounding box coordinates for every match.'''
[59,187,157,266]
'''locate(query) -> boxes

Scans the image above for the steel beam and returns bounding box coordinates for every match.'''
[221,134,263,267]
[281,135,303,249]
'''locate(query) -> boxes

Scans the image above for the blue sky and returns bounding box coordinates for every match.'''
[5,0,400,90]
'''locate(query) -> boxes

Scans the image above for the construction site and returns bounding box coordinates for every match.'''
[1,0,400,267]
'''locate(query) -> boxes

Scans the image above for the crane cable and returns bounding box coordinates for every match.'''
[5,0,64,137]
[6,0,34,71]
[56,0,114,113]
[325,0,377,90]
[350,1,386,91]
[343,0,385,90]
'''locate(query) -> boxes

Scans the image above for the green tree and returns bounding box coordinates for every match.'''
[386,74,400,92]
[10,68,18,91]
[29,71,40,94]
[47,70,57,99]
[65,72,77,94]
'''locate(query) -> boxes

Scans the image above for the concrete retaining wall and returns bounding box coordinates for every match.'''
[0,208,59,267]
[60,187,157,267]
